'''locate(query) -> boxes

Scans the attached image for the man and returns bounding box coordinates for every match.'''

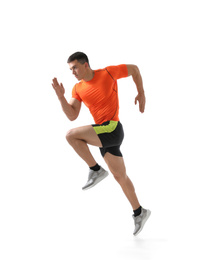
[52,52,151,236]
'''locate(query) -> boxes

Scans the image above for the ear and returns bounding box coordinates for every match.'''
[85,62,89,68]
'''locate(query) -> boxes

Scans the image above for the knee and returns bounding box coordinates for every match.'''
[66,128,76,143]
[111,170,127,184]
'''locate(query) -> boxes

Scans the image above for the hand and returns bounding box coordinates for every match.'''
[135,92,146,113]
[52,77,65,99]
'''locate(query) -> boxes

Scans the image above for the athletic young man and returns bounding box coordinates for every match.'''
[52,52,151,236]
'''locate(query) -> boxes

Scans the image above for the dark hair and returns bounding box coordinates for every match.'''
[67,52,90,66]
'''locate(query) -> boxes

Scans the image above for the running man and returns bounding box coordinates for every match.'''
[52,52,151,236]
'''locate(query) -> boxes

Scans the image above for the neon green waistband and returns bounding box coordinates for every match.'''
[93,121,118,135]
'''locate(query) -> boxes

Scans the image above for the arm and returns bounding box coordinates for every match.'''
[126,65,146,113]
[52,78,81,121]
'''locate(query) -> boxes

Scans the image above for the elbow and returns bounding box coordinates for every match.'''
[67,113,79,121]
[132,65,140,77]
[132,65,141,81]
[68,115,77,121]
[62,108,78,121]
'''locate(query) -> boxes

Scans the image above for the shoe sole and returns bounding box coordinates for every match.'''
[82,171,109,190]
[134,210,151,236]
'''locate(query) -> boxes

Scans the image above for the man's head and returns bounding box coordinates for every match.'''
[67,52,90,66]
[67,52,91,81]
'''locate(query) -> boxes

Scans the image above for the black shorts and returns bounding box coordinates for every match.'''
[92,121,124,157]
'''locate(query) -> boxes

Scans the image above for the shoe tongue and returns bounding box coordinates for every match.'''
[88,170,98,179]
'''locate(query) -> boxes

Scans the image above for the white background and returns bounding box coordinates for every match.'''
[0,0,199,259]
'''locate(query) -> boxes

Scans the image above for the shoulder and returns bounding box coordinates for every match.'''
[94,68,106,74]
[72,82,83,96]
[73,81,83,90]
[105,64,128,79]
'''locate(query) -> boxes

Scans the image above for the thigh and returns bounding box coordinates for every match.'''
[104,152,126,176]
[68,125,103,147]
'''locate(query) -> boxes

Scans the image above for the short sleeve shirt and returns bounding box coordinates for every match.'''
[72,64,128,124]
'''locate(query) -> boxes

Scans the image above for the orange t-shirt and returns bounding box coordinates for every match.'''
[72,64,128,124]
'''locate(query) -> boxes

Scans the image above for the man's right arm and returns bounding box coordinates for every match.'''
[52,77,81,121]
[59,96,81,121]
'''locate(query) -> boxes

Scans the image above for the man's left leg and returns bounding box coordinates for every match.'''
[104,152,140,210]
[104,152,151,236]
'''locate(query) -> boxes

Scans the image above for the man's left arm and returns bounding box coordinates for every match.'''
[126,64,146,113]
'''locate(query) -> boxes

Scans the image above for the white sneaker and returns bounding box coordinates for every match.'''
[82,167,109,190]
[133,208,151,236]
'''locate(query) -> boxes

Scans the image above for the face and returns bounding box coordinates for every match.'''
[68,60,87,81]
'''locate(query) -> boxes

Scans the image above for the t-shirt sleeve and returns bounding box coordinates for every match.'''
[105,64,128,80]
[72,84,82,102]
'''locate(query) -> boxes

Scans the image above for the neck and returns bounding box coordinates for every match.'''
[83,68,95,82]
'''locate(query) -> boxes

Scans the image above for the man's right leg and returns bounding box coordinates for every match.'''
[66,125,109,190]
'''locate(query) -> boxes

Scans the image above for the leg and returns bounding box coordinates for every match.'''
[66,125,102,167]
[104,152,140,210]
